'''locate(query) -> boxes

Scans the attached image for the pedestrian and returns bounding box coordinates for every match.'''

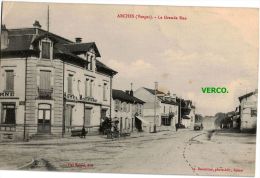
[175,123,178,132]
[81,126,87,138]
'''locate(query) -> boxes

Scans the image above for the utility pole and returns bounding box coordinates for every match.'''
[47,5,50,33]
[154,82,158,133]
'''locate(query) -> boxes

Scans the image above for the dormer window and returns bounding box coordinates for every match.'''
[40,39,53,60]
[86,48,96,71]
[42,42,50,59]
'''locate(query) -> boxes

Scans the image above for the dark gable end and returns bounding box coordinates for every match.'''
[112,89,145,104]
[143,87,165,95]
[63,42,101,57]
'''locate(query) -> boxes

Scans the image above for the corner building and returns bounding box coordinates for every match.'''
[0,22,117,140]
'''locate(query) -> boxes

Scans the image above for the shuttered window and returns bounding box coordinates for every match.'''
[89,80,93,97]
[68,75,73,94]
[65,105,73,128]
[85,79,89,97]
[5,70,14,91]
[40,70,51,90]
[103,83,107,101]
[42,42,51,59]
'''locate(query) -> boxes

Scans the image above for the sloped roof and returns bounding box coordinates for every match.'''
[161,99,178,105]
[1,26,116,75]
[2,34,34,52]
[143,87,165,95]
[96,59,117,75]
[63,42,101,57]
[239,90,258,102]
[112,89,145,104]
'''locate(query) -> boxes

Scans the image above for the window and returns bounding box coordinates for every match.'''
[84,108,91,126]
[86,54,94,71]
[68,74,73,94]
[38,104,51,133]
[42,41,51,59]
[5,70,14,91]
[127,103,130,113]
[251,109,257,117]
[1,103,16,124]
[89,80,93,97]
[40,70,51,90]
[122,102,127,112]
[89,57,93,71]
[39,70,52,99]
[164,106,166,113]
[115,100,120,111]
[85,79,89,97]
[65,105,73,128]
[103,83,107,101]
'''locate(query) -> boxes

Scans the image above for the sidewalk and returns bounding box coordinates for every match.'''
[0,130,155,146]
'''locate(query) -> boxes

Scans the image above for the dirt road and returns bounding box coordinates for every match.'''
[0,129,256,176]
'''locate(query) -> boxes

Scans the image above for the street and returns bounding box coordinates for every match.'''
[0,129,256,176]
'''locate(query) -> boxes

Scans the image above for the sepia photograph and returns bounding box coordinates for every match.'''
[0,1,258,177]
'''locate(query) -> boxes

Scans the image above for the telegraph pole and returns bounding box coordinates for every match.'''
[47,5,50,32]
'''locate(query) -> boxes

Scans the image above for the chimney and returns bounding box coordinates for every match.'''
[33,20,42,28]
[130,82,134,96]
[125,90,130,95]
[130,90,133,96]
[75,37,82,43]
[1,25,8,50]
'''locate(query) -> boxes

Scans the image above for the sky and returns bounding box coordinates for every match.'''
[1,2,259,116]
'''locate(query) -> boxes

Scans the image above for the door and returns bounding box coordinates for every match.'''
[2,104,16,124]
[84,108,92,126]
[38,104,51,133]
[65,105,73,132]
[101,109,107,119]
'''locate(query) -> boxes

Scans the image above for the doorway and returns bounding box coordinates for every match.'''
[38,104,51,133]
[84,108,92,126]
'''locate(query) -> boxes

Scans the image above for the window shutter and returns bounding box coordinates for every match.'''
[6,70,14,90]
[40,71,51,90]
[85,79,89,97]
[42,42,51,59]
[68,75,73,94]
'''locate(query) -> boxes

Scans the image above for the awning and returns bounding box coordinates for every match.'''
[135,116,150,124]
[182,115,191,119]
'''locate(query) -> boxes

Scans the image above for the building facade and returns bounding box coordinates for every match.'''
[112,89,145,133]
[238,89,258,132]
[180,100,196,129]
[134,87,179,132]
[0,22,117,140]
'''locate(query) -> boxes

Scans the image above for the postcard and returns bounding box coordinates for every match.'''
[0,1,258,177]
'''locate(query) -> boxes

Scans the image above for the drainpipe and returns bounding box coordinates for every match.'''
[62,60,65,137]
[110,76,112,120]
[23,56,28,141]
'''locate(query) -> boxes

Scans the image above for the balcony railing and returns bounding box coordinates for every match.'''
[38,88,53,99]
[0,124,16,132]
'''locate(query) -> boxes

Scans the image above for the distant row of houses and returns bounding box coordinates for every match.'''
[221,89,257,132]
[0,21,195,141]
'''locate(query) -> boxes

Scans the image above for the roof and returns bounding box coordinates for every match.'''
[239,89,257,102]
[143,87,165,95]
[2,34,34,51]
[161,99,178,105]
[63,42,101,57]
[96,59,117,75]
[1,26,116,76]
[112,89,145,104]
